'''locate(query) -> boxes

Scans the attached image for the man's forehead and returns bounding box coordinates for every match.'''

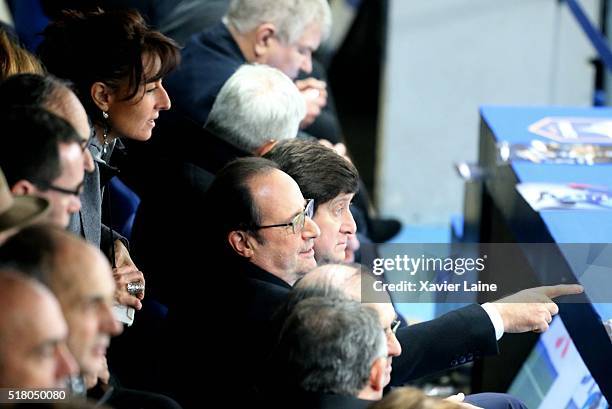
[57,249,114,302]
[251,170,304,207]
[294,23,322,48]
[367,302,396,326]
[328,192,355,205]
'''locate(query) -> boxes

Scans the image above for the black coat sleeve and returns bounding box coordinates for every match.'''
[390,304,499,385]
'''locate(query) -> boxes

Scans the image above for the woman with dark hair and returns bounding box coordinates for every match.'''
[36,10,182,396]
[38,8,180,306]
[38,9,180,155]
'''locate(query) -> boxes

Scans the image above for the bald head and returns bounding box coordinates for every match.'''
[293,263,402,385]
[296,263,364,301]
[0,270,77,388]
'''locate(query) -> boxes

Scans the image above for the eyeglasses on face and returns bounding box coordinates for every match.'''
[34,180,84,197]
[254,198,314,234]
[387,318,401,335]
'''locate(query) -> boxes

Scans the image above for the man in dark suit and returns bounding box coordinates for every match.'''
[270,297,388,409]
[161,157,319,406]
[128,63,306,308]
[165,156,580,407]
[0,74,145,314]
[0,225,182,409]
[163,0,335,140]
[262,141,584,407]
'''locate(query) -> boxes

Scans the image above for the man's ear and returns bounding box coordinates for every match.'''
[253,23,276,60]
[254,139,278,157]
[90,82,114,112]
[228,230,255,258]
[369,357,387,392]
[11,180,36,196]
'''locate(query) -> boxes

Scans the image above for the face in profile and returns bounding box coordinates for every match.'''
[104,53,171,141]
[51,243,122,377]
[0,278,77,388]
[367,302,403,388]
[264,23,322,79]
[312,192,357,264]
[244,169,321,283]
[52,88,95,173]
[34,142,84,228]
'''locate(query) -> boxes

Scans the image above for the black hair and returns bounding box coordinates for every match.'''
[205,157,280,251]
[38,8,180,126]
[0,73,71,113]
[0,106,82,187]
[264,139,359,212]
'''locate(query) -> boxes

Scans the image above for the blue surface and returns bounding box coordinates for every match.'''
[480,105,612,244]
[481,106,612,400]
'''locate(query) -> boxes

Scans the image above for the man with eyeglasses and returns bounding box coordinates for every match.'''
[291,264,530,409]
[162,157,320,406]
[0,73,146,316]
[0,107,84,228]
[270,297,389,409]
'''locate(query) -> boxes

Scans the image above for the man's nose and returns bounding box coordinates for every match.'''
[302,216,320,239]
[341,209,357,235]
[387,332,402,358]
[83,150,95,173]
[301,55,313,74]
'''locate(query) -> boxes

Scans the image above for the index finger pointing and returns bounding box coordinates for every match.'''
[540,284,584,299]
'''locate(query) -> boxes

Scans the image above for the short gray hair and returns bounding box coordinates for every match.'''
[277,297,387,396]
[225,0,331,44]
[206,64,306,153]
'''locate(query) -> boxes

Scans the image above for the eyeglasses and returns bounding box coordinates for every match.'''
[387,318,401,335]
[35,180,84,197]
[254,199,314,234]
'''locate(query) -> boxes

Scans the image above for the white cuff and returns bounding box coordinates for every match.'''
[481,303,504,341]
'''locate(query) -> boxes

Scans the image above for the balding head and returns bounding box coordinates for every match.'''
[295,263,363,300]
[293,263,402,386]
[0,225,122,377]
[0,270,77,388]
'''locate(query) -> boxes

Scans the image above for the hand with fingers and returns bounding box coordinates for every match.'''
[492,284,584,333]
[295,77,327,129]
[112,239,145,310]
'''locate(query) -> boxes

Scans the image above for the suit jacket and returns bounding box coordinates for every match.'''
[165,21,244,126]
[268,391,374,409]
[67,139,125,257]
[158,256,292,407]
[126,124,247,307]
[164,21,341,143]
[67,160,102,246]
[391,303,498,385]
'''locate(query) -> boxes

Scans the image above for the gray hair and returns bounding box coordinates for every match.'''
[206,64,306,153]
[277,297,387,396]
[225,0,331,44]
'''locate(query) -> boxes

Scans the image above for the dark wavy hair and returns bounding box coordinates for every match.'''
[38,8,180,126]
[264,138,359,213]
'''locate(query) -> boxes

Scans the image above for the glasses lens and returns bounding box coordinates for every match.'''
[305,199,314,218]
[292,212,305,234]
[391,319,401,334]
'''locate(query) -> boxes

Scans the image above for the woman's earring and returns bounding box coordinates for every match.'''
[101,111,110,155]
